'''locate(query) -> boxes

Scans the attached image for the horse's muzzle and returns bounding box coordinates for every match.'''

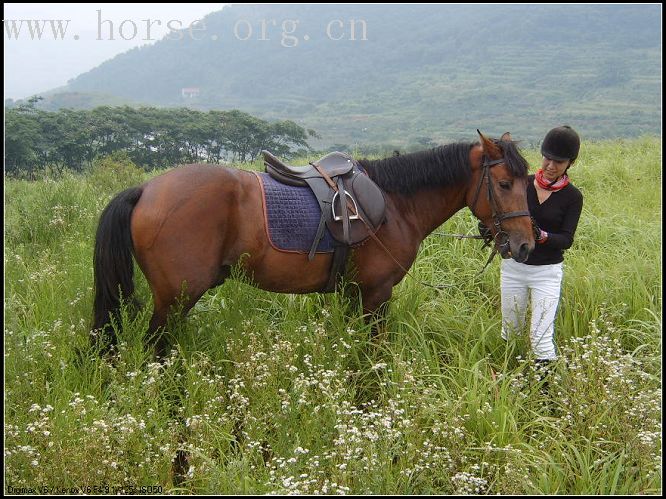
[501,241,532,263]
[513,242,531,263]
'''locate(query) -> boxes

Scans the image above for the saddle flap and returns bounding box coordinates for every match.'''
[326,172,387,246]
[351,173,386,229]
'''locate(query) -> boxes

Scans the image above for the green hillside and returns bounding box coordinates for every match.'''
[37,5,662,146]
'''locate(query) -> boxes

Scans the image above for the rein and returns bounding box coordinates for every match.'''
[312,161,455,289]
[434,231,499,277]
[317,153,530,290]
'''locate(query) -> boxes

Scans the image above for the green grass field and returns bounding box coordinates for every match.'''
[4,137,661,494]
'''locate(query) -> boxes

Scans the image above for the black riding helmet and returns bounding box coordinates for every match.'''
[541,125,580,163]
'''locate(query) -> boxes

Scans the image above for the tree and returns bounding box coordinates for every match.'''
[4,104,318,175]
[5,108,40,174]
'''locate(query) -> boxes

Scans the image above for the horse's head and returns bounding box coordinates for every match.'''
[467,130,535,263]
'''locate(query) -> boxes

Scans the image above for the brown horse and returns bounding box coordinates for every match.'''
[92,131,534,356]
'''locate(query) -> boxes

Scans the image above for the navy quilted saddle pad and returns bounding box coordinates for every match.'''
[258,173,335,253]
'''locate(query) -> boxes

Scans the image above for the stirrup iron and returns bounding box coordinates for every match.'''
[331,191,360,222]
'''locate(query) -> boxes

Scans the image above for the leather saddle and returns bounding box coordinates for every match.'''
[262,150,387,291]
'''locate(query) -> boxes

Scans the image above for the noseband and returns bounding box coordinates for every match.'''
[470,156,531,248]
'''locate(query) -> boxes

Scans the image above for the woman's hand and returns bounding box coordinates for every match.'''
[531,218,548,244]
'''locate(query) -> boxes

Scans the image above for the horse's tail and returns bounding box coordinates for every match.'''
[92,186,143,349]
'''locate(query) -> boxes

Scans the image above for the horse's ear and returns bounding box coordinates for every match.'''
[501,132,512,142]
[477,129,501,158]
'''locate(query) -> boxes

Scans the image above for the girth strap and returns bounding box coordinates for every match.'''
[325,244,349,292]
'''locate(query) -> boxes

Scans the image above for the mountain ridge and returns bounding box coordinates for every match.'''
[16,4,662,146]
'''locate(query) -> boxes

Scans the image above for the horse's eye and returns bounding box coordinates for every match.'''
[499,181,512,190]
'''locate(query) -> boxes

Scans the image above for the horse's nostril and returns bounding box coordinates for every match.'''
[519,243,530,262]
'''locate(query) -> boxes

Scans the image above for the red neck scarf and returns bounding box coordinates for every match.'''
[535,169,570,191]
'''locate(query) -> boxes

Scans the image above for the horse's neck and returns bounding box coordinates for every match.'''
[388,186,468,241]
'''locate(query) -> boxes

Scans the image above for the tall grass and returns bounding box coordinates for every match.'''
[4,137,661,494]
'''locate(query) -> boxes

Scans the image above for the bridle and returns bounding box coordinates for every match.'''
[469,155,531,257]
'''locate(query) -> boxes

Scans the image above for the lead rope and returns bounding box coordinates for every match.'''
[433,231,502,276]
[311,156,519,291]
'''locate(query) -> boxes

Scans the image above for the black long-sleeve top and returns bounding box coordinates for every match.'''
[525,174,583,266]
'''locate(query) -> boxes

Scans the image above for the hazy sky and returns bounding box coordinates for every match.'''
[4,3,226,99]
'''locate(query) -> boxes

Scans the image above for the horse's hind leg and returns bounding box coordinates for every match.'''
[147,306,171,359]
[146,287,206,359]
[146,265,232,358]
[147,297,198,359]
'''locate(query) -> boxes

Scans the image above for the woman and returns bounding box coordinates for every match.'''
[485,126,584,363]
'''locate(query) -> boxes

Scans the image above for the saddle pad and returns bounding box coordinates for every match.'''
[257,173,335,253]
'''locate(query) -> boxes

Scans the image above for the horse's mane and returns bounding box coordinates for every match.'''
[358,140,529,195]
[498,139,530,179]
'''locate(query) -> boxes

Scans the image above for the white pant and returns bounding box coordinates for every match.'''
[500,259,563,360]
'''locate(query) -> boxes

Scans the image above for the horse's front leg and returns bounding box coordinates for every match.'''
[361,283,394,339]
